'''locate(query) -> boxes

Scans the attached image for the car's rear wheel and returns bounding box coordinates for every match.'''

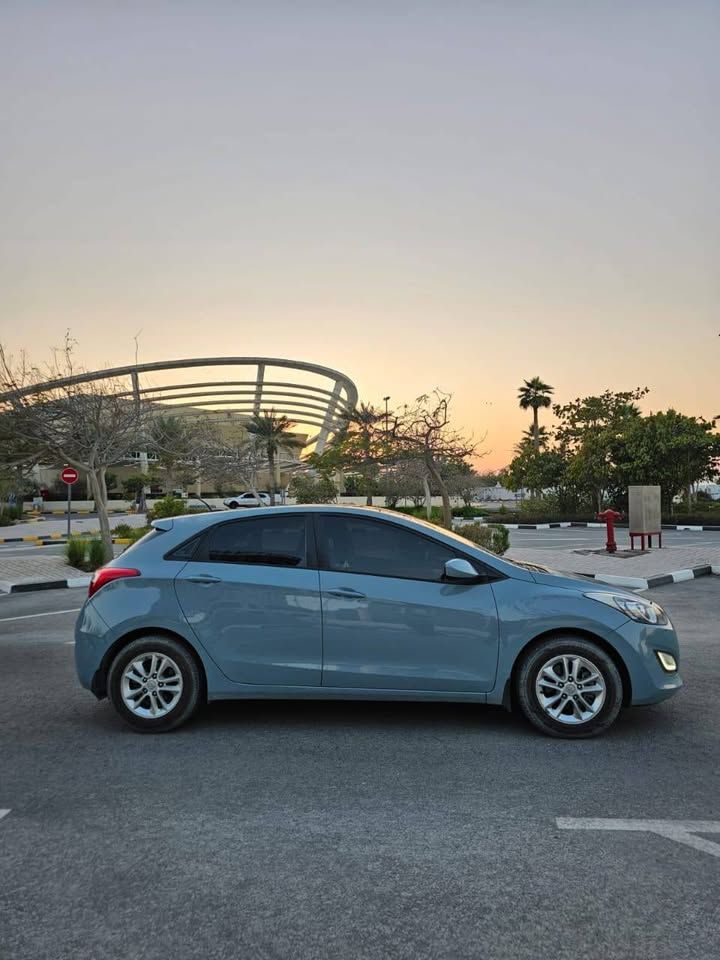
[516,636,623,738]
[108,636,202,733]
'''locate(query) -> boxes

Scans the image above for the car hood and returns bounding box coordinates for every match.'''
[510,560,638,600]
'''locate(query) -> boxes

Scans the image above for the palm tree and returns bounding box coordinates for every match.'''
[343,403,385,505]
[246,411,303,505]
[517,377,554,451]
[514,425,550,455]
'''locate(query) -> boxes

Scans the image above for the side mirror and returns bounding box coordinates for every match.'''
[444,558,481,581]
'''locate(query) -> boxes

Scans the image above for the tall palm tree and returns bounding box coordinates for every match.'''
[517,377,554,451]
[246,411,303,505]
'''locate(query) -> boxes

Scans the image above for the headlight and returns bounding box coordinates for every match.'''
[585,591,670,626]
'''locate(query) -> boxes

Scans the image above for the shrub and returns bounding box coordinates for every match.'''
[288,475,337,504]
[112,523,134,538]
[457,522,510,555]
[391,505,444,521]
[146,496,189,521]
[451,505,486,519]
[0,505,23,526]
[87,538,108,570]
[66,537,87,569]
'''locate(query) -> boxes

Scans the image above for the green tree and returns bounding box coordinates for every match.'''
[340,403,386,505]
[503,448,566,497]
[614,410,720,513]
[553,388,647,512]
[246,411,304,506]
[517,377,554,451]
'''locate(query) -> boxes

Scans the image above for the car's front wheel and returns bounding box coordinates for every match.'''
[516,636,623,738]
[227,501,239,509]
[107,636,203,733]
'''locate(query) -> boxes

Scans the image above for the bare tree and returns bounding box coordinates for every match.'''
[0,339,151,560]
[196,422,268,502]
[392,391,479,528]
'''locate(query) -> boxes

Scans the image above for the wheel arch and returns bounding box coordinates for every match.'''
[502,627,632,712]
[92,627,208,701]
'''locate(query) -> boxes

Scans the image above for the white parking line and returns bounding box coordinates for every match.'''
[557,817,720,858]
[0,608,81,623]
[0,810,10,822]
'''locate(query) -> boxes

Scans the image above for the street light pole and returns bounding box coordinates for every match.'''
[383,395,390,433]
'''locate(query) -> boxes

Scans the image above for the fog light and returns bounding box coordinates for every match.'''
[656,651,677,672]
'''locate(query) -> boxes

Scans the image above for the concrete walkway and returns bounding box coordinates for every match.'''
[506,544,720,589]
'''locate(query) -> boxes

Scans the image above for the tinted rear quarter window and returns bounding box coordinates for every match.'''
[205,515,307,567]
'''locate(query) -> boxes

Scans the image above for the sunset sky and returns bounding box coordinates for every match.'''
[1,1,717,469]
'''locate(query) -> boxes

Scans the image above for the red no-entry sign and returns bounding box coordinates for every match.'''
[61,467,79,485]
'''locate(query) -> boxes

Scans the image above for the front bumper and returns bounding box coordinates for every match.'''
[615,618,683,705]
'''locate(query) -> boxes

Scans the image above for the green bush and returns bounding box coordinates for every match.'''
[66,537,87,569]
[0,505,22,526]
[112,523,134,538]
[288,475,337,504]
[457,522,510,555]
[146,496,189,521]
[87,538,108,570]
[391,505,444,521]
[451,505,486,519]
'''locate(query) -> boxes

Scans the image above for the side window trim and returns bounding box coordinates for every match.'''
[313,513,496,583]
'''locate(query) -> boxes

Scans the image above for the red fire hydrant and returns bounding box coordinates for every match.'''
[597,509,623,554]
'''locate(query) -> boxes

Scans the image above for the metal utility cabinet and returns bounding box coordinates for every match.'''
[628,485,662,549]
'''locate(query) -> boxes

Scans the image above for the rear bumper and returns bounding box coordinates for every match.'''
[74,601,111,694]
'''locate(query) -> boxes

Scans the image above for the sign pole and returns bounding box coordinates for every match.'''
[60,467,79,538]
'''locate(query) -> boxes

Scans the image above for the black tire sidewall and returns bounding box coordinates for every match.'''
[108,636,201,733]
[517,637,623,738]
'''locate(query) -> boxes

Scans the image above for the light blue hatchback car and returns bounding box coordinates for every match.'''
[75,506,682,737]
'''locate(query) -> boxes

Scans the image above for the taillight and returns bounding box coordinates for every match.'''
[88,566,140,598]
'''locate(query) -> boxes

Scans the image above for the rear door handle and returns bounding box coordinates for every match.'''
[327,587,366,599]
[187,574,221,584]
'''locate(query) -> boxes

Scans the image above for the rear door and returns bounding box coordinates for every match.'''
[175,513,322,685]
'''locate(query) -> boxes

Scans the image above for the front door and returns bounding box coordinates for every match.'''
[315,514,499,692]
[175,514,322,685]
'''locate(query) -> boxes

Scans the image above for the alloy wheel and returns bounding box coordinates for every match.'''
[120,652,184,719]
[535,654,606,725]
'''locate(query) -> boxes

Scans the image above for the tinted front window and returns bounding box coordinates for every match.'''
[206,516,306,567]
[317,516,454,581]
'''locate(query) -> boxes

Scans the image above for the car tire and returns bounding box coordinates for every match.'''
[516,636,623,739]
[107,635,203,733]
[227,501,239,509]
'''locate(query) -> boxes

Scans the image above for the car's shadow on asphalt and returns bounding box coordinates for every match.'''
[192,697,527,735]
[183,696,678,741]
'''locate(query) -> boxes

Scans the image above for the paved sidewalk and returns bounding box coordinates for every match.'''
[2,513,147,541]
[507,544,720,589]
[0,555,90,593]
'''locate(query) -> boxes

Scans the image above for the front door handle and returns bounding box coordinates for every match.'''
[327,587,366,599]
[187,574,221,584]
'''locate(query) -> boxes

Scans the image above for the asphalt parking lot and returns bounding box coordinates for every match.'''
[1,580,719,960]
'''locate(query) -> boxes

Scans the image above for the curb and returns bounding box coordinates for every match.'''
[0,535,132,545]
[479,522,720,531]
[580,565,720,592]
[0,575,91,594]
